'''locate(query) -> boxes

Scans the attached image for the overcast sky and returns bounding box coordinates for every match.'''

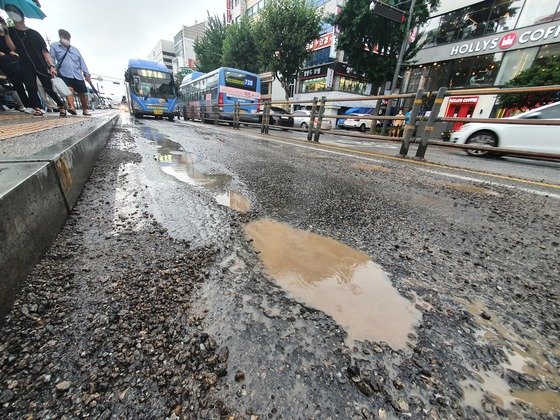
[3,0,225,98]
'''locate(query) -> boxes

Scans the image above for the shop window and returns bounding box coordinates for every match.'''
[300,77,327,93]
[535,43,560,64]
[425,62,452,91]
[495,47,538,85]
[449,53,503,88]
[405,67,429,93]
[338,77,368,95]
[416,16,441,48]
[484,0,524,34]
[516,0,560,28]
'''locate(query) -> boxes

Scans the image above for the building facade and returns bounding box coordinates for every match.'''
[226,0,374,116]
[404,0,560,118]
[148,40,176,71]
[173,21,207,74]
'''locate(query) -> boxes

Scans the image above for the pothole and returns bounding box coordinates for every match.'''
[459,300,560,414]
[244,219,421,349]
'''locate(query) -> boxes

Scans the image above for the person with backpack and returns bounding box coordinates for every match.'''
[50,29,92,116]
[3,5,67,117]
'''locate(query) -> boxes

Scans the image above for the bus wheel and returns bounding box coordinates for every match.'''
[134,113,142,119]
[168,116,174,122]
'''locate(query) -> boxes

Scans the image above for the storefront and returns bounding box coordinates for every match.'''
[403,0,560,118]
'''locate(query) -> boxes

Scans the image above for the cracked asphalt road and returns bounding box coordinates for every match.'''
[1,113,558,418]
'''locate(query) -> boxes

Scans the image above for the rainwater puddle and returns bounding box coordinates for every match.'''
[216,191,251,213]
[459,300,560,414]
[146,128,232,189]
[244,219,420,349]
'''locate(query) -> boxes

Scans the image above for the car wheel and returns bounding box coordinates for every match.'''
[359,123,366,132]
[301,122,308,129]
[465,131,498,157]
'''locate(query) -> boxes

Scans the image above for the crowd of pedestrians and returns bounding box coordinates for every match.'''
[0,3,93,117]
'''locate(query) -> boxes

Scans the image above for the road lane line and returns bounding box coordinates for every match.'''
[418,169,560,199]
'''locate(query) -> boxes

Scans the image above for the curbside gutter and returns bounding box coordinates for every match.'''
[0,114,119,322]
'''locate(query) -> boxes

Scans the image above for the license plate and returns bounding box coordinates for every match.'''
[154,109,163,115]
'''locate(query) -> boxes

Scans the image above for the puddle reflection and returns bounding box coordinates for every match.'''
[245,219,420,349]
[216,192,252,213]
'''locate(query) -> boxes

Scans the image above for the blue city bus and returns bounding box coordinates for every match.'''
[124,59,178,121]
[179,67,261,122]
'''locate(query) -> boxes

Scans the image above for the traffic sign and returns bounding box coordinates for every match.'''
[370,1,406,24]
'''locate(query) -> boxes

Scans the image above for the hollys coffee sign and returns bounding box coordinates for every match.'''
[413,21,560,64]
[451,24,560,56]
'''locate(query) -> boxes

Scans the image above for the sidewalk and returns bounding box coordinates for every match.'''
[0,109,117,158]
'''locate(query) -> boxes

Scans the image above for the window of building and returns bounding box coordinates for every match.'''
[338,77,368,95]
[305,47,333,67]
[299,77,328,93]
[416,16,441,48]
[425,62,453,91]
[535,43,560,64]
[494,47,538,85]
[404,67,430,93]
[448,53,503,88]
[485,0,524,34]
[516,0,560,28]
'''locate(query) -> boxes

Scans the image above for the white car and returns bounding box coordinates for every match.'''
[339,113,374,132]
[451,101,560,157]
[292,109,332,130]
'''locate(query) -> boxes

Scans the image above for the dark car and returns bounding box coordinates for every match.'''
[258,106,294,128]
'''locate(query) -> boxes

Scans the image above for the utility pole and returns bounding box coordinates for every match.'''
[371,0,417,134]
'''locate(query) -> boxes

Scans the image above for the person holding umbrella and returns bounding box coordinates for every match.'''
[2,2,67,117]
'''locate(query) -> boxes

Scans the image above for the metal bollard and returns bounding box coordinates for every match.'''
[213,104,219,125]
[234,102,240,129]
[414,87,447,160]
[307,97,318,142]
[369,99,382,135]
[398,89,424,157]
[313,96,326,143]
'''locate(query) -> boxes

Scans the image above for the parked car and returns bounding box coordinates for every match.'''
[293,109,332,130]
[451,101,560,157]
[263,106,294,128]
[338,113,375,132]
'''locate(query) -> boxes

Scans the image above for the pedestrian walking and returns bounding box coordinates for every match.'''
[0,16,32,113]
[50,29,92,116]
[4,5,66,117]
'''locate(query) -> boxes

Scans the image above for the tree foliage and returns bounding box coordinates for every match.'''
[256,0,322,101]
[193,14,226,73]
[498,56,560,111]
[222,17,261,74]
[332,0,439,91]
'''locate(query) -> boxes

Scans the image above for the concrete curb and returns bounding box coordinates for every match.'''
[0,114,119,322]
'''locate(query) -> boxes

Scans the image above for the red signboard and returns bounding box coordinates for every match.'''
[307,33,333,52]
[449,96,479,105]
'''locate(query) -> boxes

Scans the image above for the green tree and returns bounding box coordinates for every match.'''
[498,56,560,111]
[332,0,439,91]
[194,14,226,73]
[256,0,322,101]
[222,17,261,74]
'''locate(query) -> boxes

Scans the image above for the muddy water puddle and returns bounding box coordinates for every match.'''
[459,300,560,414]
[244,219,420,349]
[445,182,499,196]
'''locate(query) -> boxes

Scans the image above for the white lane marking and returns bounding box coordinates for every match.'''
[419,169,560,199]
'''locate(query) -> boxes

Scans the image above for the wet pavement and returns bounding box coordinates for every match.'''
[1,113,559,418]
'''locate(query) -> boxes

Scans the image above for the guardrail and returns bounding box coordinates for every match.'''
[179,84,560,161]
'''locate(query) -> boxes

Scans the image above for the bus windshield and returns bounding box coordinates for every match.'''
[131,68,175,99]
